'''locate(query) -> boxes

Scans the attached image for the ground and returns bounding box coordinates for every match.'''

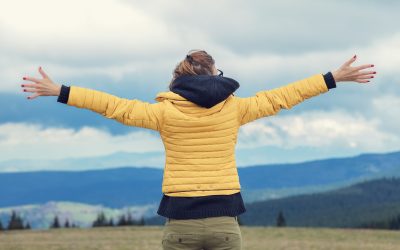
[1,226,399,250]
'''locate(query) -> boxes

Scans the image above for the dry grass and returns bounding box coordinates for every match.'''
[1,225,400,250]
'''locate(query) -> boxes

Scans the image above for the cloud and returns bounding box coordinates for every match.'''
[1,0,399,170]
[0,0,181,61]
[371,95,400,134]
[238,109,399,152]
[0,0,183,90]
[1,93,398,171]
[1,0,399,94]
[122,0,400,55]
[217,33,400,91]
[0,122,164,162]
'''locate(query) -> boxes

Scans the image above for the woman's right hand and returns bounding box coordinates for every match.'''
[21,66,61,100]
[332,55,376,83]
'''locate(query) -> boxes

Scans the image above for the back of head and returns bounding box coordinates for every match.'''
[169,49,215,90]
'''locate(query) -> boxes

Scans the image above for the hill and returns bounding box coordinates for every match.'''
[0,150,399,208]
[240,177,400,228]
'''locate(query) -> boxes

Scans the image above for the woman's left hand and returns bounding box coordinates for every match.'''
[21,66,61,100]
[332,55,376,83]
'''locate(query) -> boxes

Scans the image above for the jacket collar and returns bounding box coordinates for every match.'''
[155,75,240,108]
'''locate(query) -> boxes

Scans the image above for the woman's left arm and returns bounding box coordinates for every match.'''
[21,67,165,131]
[234,54,376,126]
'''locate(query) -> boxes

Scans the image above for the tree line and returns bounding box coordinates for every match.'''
[2,208,399,231]
[0,209,145,231]
[241,177,400,229]
[269,209,400,230]
[265,209,400,230]
[0,210,31,230]
[357,213,400,230]
[91,211,145,227]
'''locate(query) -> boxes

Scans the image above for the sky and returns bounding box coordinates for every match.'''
[1,0,399,172]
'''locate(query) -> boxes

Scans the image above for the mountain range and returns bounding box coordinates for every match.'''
[1,150,399,208]
[1,150,399,229]
[239,177,400,228]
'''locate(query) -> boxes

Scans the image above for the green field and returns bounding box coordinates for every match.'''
[1,226,399,250]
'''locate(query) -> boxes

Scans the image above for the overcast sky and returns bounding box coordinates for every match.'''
[1,0,399,172]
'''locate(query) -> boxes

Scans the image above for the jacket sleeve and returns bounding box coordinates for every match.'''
[234,73,336,126]
[57,85,165,131]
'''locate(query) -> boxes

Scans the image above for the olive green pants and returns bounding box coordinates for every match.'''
[161,216,242,250]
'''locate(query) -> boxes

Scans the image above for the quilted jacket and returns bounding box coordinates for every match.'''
[57,72,336,199]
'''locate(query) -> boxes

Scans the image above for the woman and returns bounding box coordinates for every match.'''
[20,50,376,250]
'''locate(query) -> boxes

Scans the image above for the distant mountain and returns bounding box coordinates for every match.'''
[0,201,156,230]
[0,150,399,209]
[0,167,164,208]
[239,177,400,228]
[239,149,400,189]
[239,149,400,201]
[4,177,400,229]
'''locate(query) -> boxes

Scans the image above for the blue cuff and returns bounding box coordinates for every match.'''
[323,72,336,90]
[57,84,70,104]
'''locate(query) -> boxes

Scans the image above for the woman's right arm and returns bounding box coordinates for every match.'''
[57,85,165,131]
[21,67,165,131]
[235,55,376,126]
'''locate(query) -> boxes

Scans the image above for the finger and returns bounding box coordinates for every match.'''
[354,79,370,83]
[22,87,37,93]
[355,75,375,80]
[355,70,377,76]
[21,83,39,88]
[23,76,41,83]
[27,93,40,100]
[353,64,374,72]
[38,66,49,79]
[344,54,357,67]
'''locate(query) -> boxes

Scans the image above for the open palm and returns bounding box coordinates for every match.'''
[332,55,376,83]
[21,66,60,100]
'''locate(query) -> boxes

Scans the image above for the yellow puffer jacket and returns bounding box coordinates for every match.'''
[64,73,331,197]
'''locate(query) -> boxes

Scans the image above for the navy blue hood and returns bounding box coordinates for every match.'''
[169,75,240,108]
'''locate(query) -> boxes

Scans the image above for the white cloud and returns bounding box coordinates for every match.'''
[0,122,164,161]
[1,97,399,171]
[0,0,181,57]
[371,95,400,133]
[0,0,399,170]
[1,0,399,93]
[2,101,398,164]
[0,0,184,89]
[217,33,400,89]
[238,109,399,152]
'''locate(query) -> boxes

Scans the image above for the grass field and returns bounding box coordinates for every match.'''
[1,225,400,250]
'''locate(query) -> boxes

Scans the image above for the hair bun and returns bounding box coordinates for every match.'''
[186,54,194,64]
